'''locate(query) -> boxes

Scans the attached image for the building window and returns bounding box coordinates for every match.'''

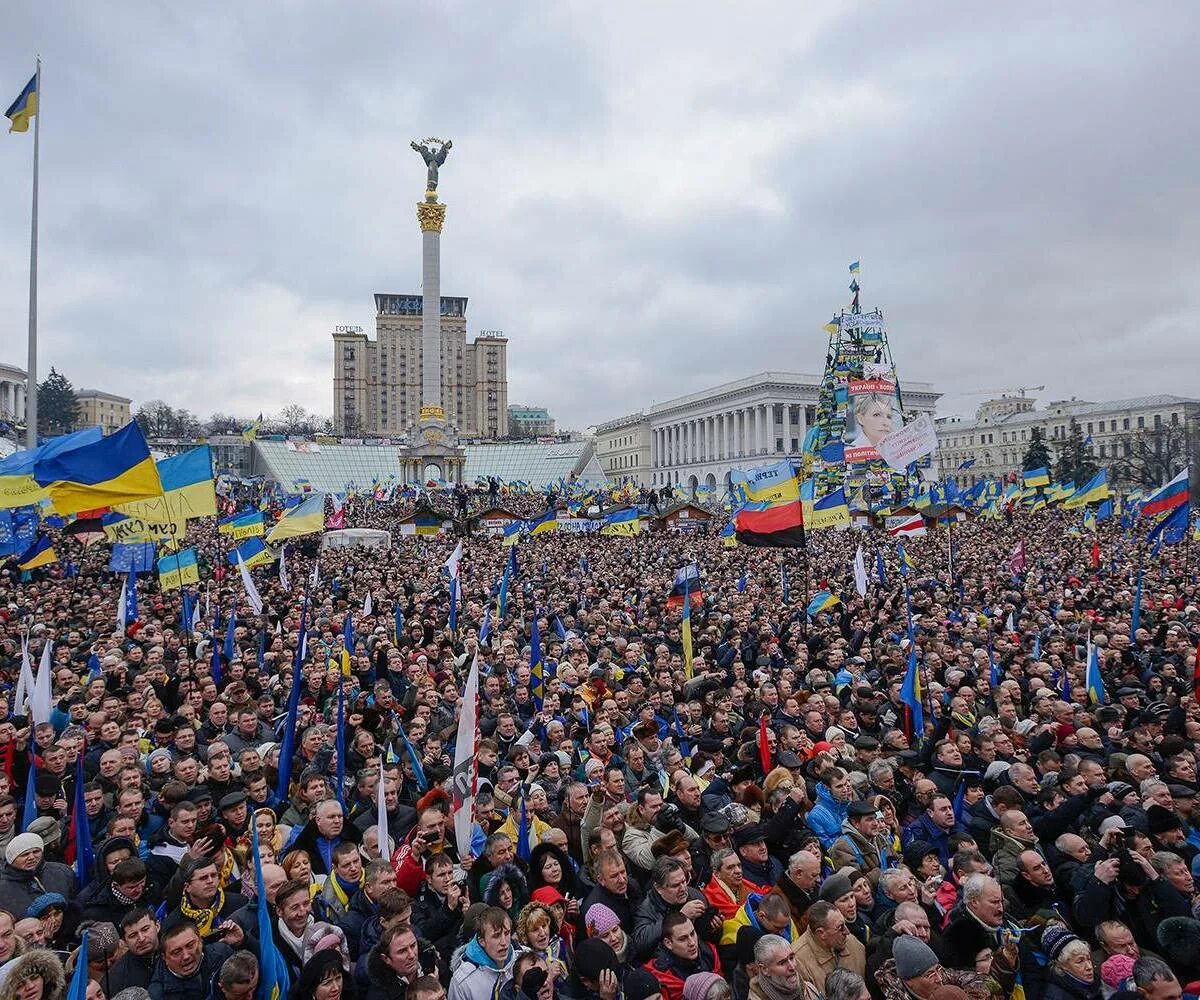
[1137,416,1144,429]
[1123,418,1130,430]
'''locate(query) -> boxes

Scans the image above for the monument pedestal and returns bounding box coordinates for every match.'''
[399,404,467,484]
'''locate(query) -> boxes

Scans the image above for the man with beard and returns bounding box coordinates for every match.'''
[749,933,814,1000]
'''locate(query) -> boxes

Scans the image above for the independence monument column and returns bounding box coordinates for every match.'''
[400,137,466,485]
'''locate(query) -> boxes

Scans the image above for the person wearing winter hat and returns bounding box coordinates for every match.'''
[892,935,943,998]
[584,903,632,969]
[1156,917,1200,985]
[682,971,729,1000]
[1101,954,1136,996]
[623,967,663,1000]
[574,937,623,996]
[0,831,73,921]
[1042,924,1099,1000]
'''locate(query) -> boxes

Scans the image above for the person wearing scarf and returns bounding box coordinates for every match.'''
[173,855,246,941]
[315,841,365,921]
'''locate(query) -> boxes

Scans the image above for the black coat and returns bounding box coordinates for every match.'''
[148,942,233,1000]
[580,881,643,939]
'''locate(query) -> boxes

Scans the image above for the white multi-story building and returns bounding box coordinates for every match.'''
[593,412,653,483]
[935,394,1200,485]
[594,372,940,489]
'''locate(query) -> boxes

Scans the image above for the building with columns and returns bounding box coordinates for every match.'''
[602,371,939,489]
[0,365,27,426]
[594,412,652,483]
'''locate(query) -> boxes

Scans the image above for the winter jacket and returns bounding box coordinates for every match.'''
[805,785,849,849]
[448,937,522,1000]
[829,823,892,886]
[623,817,697,875]
[643,941,720,1000]
[0,860,74,919]
[901,812,963,867]
[875,957,989,1000]
[988,827,1042,887]
[720,893,800,947]
[148,941,234,1000]
[411,882,464,957]
[1042,971,1102,1000]
[790,925,865,988]
[632,887,721,962]
[338,884,379,958]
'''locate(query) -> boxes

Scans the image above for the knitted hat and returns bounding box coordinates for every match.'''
[818,872,854,902]
[1157,917,1200,969]
[624,969,661,1000]
[585,903,620,937]
[683,973,725,1000]
[1101,954,1136,990]
[574,938,620,982]
[893,935,939,980]
[5,832,43,864]
[25,893,66,918]
[1041,925,1080,964]
[25,816,60,849]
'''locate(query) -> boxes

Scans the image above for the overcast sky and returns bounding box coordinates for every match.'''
[2,3,1198,431]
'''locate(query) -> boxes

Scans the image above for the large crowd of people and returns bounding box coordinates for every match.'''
[0,496,1196,1000]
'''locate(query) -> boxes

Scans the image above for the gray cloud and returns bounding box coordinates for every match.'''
[1,2,1197,429]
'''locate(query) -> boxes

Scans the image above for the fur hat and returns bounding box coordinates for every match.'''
[0,948,67,1000]
[1157,917,1200,970]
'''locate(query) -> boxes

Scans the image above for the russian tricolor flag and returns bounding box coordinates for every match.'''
[1142,470,1189,518]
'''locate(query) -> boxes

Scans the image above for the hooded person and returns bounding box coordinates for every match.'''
[0,947,67,1000]
[485,864,530,924]
[449,905,522,1000]
[294,943,356,1000]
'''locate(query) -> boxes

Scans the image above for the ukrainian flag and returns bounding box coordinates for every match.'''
[117,445,216,523]
[527,510,558,536]
[1064,470,1111,509]
[806,591,840,618]
[898,543,917,576]
[721,520,737,547]
[1022,467,1050,488]
[0,427,102,510]
[32,422,162,515]
[17,534,55,570]
[242,413,262,441]
[5,74,37,133]
[219,510,265,540]
[157,548,199,590]
[227,536,275,568]
[266,493,325,542]
[807,487,850,531]
[502,520,523,547]
[600,508,640,536]
[731,461,800,504]
[681,581,694,679]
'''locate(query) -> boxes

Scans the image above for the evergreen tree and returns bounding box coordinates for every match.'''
[1053,419,1099,486]
[1022,426,1052,472]
[38,368,79,436]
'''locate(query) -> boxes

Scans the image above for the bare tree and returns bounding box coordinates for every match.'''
[1108,420,1196,491]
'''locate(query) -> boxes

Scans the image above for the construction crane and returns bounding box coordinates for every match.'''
[960,385,1045,398]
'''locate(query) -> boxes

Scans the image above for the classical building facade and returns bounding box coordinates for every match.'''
[594,412,653,483]
[595,372,940,488]
[0,364,27,426]
[75,389,131,435]
[332,307,508,440]
[935,393,1200,485]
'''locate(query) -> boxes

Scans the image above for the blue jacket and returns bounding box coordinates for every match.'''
[901,812,963,866]
[805,784,849,849]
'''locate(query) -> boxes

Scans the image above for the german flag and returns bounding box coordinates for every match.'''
[734,499,806,548]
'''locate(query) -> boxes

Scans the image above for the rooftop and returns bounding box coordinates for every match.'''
[943,394,1200,433]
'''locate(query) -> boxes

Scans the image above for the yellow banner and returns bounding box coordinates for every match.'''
[0,475,49,510]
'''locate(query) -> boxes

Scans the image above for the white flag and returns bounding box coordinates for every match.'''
[1005,611,1015,633]
[278,546,289,592]
[376,756,389,860]
[237,551,264,615]
[13,639,35,716]
[310,560,321,587]
[854,544,869,597]
[444,541,463,582]
[117,580,128,634]
[452,653,480,859]
[30,640,53,726]
[363,592,373,616]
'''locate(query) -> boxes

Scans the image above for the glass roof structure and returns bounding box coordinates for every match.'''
[252,440,605,492]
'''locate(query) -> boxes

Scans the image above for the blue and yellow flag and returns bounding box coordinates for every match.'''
[731,460,800,504]
[251,822,291,1000]
[16,534,55,570]
[721,520,737,547]
[600,508,641,536]
[117,445,216,522]
[219,510,265,539]
[682,578,694,679]
[1085,642,1106,705]
[227,536,275,568]
[897,543,917,576]
[242,413,262,441]
[5,74,37,134]
[527,510,558,536]
[1063,469,1111,509]
[32,422,163,515]
[806,591,840,618]
[530,612,544,709]
[1022,467,1050,488]
[266,493,324,542]
[157,548,199,590]
[807,487,850,531]
[0,427,102,510]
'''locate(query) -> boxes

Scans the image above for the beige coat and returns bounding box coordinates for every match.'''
[791,927,866,993]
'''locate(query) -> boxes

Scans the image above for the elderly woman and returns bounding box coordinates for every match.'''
[0,948,65,1000]
[1042,926,1101,1000]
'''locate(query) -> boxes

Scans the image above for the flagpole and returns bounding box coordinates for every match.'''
[24,57,40,449]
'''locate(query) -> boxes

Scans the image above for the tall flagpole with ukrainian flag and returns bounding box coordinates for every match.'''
[6,61,40,449]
